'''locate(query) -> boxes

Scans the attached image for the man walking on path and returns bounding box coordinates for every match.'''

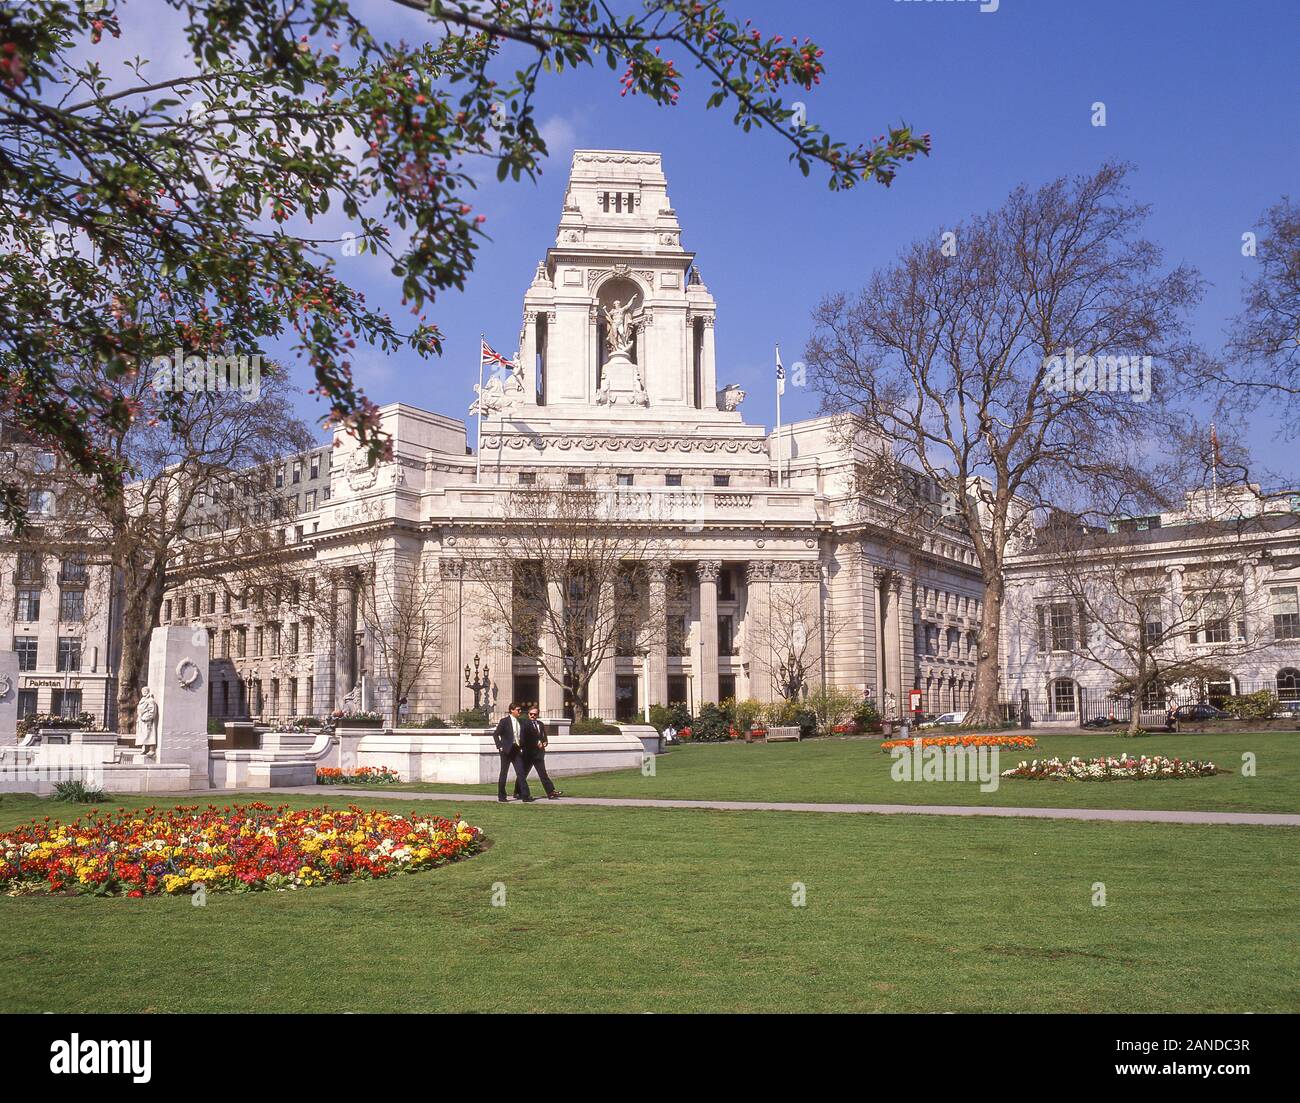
[514,706,562,800]
[492,702,532,802]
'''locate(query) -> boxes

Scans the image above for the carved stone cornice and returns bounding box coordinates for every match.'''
[648,558,673,584]
[746,560,776,584]
[438,558,466,581]
[481,433,764,455]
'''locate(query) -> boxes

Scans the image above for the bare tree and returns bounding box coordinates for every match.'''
[462,482,671,721]
[807,162,1207,725]
[746,567,844,701]
[29,360,313,731]
[1012,510,1273,734]
[1212,197,1300,433]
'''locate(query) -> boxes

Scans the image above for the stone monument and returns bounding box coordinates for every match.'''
[143,626,211,789]
[0,650,17,745]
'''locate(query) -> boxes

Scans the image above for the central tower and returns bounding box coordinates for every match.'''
[516,150,725,416]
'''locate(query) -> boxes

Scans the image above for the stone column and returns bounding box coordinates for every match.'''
[897,574,915,700]
[146,625,210,789]
[647,560,671,708]
[586,577,618,719]
[1242,556,1262,644]
[540,573,566,717]
[801,561,825,691]
[882,573,903,717]
[697,560,721,705]
[1166,564,1187,656]
[744,561,774,701]
[0,650,18,744]
[439,558,465,716]
[482,560,514,715]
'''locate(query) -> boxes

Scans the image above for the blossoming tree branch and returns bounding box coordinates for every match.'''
[0,0,930,527]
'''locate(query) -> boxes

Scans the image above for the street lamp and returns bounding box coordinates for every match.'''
[464,654,491,713]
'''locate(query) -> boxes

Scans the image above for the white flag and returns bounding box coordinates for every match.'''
[776,347,785,396]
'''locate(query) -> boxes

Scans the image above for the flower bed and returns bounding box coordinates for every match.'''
[880,734,1038,753]
[316,766,400,785]
[1000,755,1219,781]
[329,709,383,728]
[0,802,481,897]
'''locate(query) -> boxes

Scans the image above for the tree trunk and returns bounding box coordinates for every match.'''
[965,574,1005,726]
[114,558,166,734]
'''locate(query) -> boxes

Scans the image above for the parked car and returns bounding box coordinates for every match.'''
[1081,717,1119,729]
[1172,704,1232,722]
[922,711,967,728]
[1273,701,1300,718]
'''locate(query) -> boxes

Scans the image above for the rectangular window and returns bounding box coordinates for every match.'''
[567,472,585,486]
[305,490,317,511]
[15,637,37,671]
[51,688,82,719]
[310,455,320,480]
[16,589,41,622]
[254,626,264,657]
[1049,603,1074,652]
[58,589,85,623]
[220,629,230,658]
[718,614,736,657]
[207,592,216,615]
[713,474,730,487]
[236,627,247,658]
[666,474,682,487]
[718,568,736,602]
[668,615,688,657]
[27,490,54,515]
[56,637,81,672]
[15,551,42,582]
[323,485,331,501]
[289,677,299,713]
[163,599,172,623]
[223,592,231,614]
[292,460,302,484]
[1272,586,1300,640]
[617,473,634,487]
[718,673,737,702]
[289,623,300,654]
[275,467,284,489]
[17,689,38,720]
[518,471,536,485]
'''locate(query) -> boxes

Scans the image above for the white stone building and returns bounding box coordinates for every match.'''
[154,150,988,723]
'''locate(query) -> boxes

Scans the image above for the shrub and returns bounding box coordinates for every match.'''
[571,717,619,734]
[420,715,449,728]
[450,707,490,727]
[852,702,882,733]
[649,702,692,733]
[16,711,97,738]
[805,685,860,736]
[1223,691,1280,721]
[207,718,226,735]
[51,779,106,803]
[731,697,766,735]
[692,702,733,742]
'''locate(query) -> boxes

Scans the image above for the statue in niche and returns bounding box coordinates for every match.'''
[601,293,641,358]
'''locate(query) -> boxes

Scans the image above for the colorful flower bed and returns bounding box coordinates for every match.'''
[0,802,481,897]
[1001,755,1219,781]
[880,734,1038,753]
[316,766,400,785]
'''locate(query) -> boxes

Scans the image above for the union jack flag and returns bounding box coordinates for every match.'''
[481,340,514,369]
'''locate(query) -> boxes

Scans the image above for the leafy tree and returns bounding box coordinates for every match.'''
[0,0,929,527]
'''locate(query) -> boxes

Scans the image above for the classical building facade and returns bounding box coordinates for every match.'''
[152,150,987,723]
[1001,485,1300,720]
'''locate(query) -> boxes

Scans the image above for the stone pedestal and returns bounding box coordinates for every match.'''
[0,650,17,744]
[596,352,648,407]
[146,626,210,789]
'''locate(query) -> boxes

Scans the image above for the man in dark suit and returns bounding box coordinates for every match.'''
[514,706,562,800]
[492,702,532,802]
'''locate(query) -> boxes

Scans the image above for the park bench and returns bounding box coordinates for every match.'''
[765,726,801,743]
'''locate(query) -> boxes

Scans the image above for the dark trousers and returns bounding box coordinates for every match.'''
[498,745,529,800]
[514,748,555,797]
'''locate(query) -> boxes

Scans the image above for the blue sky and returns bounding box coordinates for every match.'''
[114,0,1300,480]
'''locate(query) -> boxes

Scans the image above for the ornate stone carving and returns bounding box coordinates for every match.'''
[746,561,775,584]
[438,558,466,580]
[176,658,201,688]
[696,560,722,583]
[717,383,746,411]
[345,449,379,492]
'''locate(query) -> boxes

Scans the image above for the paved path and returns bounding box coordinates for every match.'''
[263,787,1300,827]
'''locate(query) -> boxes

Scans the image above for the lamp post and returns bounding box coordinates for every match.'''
[464,653,491,714]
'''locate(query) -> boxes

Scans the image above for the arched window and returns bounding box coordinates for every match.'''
[1050,678,1078,715]
[1277,669,1300,703]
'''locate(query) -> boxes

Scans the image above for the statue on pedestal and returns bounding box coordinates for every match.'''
[137,687,159,759]
[602,294,641,357]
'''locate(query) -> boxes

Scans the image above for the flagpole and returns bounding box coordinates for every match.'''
[775,343,784,488]
[475,334,485,485]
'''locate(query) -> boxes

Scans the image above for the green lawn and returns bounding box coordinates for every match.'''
[1,790,1296,1013]
[366,732,1300,814]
